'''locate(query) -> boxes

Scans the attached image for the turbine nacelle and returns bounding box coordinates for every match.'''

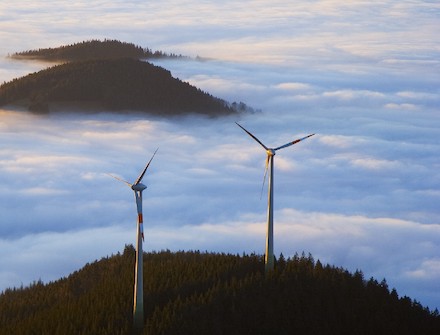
[132,183,147,192]
[266,149,276,156]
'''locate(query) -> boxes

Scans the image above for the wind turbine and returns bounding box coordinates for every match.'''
[236,122,314,272]
[108,148,158,332]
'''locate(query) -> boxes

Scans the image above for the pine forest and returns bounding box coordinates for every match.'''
[1,246,439,335]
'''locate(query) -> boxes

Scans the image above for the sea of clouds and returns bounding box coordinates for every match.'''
[0,0,439,309]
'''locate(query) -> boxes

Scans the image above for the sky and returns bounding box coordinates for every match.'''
[0,0,439,310]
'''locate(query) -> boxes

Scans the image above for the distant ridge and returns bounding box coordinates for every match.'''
[10,39,184,62]
[2,39,256,116]
[0,247,439,334]
[0,58,239,115]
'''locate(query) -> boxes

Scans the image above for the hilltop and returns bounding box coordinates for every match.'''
[9,39,184,62]
[2,39,255,115]
[0,247,439,335]
[0,58,239,115]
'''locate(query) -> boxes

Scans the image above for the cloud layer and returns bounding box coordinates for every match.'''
[0,0,439,310]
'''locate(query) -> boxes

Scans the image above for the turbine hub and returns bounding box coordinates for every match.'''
[266,149,276,156]
[132,183,147,192]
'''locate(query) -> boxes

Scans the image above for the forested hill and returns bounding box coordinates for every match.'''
[0,247,439,335]
[10,39,183,62]
[0,58,237,115]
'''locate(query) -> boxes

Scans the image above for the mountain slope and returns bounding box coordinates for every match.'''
[0,247,439,335]
[0,58,235,116]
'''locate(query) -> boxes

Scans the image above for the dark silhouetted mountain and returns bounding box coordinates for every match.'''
[0,58,238,116]
[0,247,439,335]
[10,39,184,62]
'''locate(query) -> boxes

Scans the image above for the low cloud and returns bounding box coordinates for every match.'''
[384,103,419,110]
[350,157,401,170]
[275,82,313,91]
[323,89,385,100]
[405,259,440,280]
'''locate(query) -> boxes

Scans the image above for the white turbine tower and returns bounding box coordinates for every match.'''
[108,148,158,332]
[236,123,314,273]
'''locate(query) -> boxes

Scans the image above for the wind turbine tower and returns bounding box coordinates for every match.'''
[109,148,158,332]
[236,123,314,272]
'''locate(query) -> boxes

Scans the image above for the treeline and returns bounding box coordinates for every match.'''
[0,58,235,115]
[10,39,185,62]
[0,246,438,335]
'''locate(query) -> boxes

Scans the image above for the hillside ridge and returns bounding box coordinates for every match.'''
[1,247,439,334]
[0,58,241,115]
[2,39,256,116]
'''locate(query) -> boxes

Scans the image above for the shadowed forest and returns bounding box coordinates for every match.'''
[0,247,439,335]
[0,39,254,115]
[0,58,236,115]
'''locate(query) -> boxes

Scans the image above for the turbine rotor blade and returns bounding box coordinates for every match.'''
[274,133,315,151]
[107,173,132,187]
[235,122,268,151]
[134,148,159,185]
[260,155,270,200]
